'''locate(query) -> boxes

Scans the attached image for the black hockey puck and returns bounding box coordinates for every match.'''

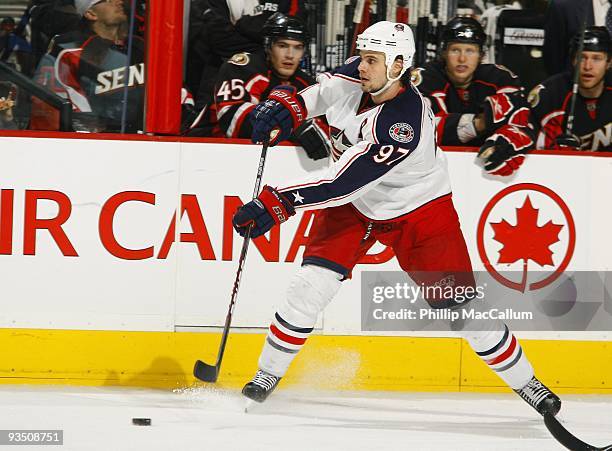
[132,418,151,426]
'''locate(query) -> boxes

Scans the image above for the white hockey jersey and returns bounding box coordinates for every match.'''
[277,57,452,221]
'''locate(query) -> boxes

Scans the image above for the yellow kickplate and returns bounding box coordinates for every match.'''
[0,329,610,393]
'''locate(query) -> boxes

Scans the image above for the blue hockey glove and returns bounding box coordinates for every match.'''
[232,186,296,238]
[250,86,306,146]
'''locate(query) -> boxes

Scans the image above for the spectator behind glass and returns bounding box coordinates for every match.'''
[529,26,611,151]
[0,17,34,76]
[194,13,330,161]
[187,0,306,110]
[412,16,534,177]
[0,81,18,130]
[30,0,196,133]
[543,0,612,76]
[28,0,81,66]
[30,0,146,132]
[28,0,145,68]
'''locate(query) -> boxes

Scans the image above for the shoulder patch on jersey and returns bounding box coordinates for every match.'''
[389,122,415,143]
[494,64,518,79]
[528,84,544,108]
[410,68,424,87]
[229,52,250,66]
[344,55,359,65]
[411,62,447,95]
[374,87,423,148]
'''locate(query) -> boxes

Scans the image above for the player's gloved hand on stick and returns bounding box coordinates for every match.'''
[555,133,581,149]
[478,124,532,176]
[232,185,296,238]
[250,85,307,146]
[292,118,331,160]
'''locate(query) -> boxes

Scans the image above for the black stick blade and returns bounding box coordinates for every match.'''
[193,360,218,383]
[544,413,612,451]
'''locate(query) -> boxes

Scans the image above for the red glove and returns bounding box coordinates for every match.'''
[478,125,532,176]
[481,92,531,132]
[482,93,515,130]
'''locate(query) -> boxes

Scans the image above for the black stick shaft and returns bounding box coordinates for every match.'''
[544,413,612,451]
[566,14,588,135]
[211,140,270,371]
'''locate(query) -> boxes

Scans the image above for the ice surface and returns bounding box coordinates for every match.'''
[0,385,610,450]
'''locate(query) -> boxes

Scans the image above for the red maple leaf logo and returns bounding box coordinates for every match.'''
[490,196,563,292]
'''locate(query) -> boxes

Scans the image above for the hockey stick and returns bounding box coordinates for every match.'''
[193,138,271,383]
[544,413,612,451]
[565,14,588,136]
[349,0,367,56]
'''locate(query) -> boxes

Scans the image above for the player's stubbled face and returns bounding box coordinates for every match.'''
[270,39,305,80]
[358,51,389,93]
[444,43,481,87]
[576,51,610,90]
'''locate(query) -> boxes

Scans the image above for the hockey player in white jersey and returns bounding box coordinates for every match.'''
[232,21,561,419]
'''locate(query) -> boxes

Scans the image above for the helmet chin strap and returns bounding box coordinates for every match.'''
[370,64,404,97]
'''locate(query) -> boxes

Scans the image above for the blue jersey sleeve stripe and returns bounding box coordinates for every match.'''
[293,185,369,209]
[282,143,414,209]
[282,144,372,192]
